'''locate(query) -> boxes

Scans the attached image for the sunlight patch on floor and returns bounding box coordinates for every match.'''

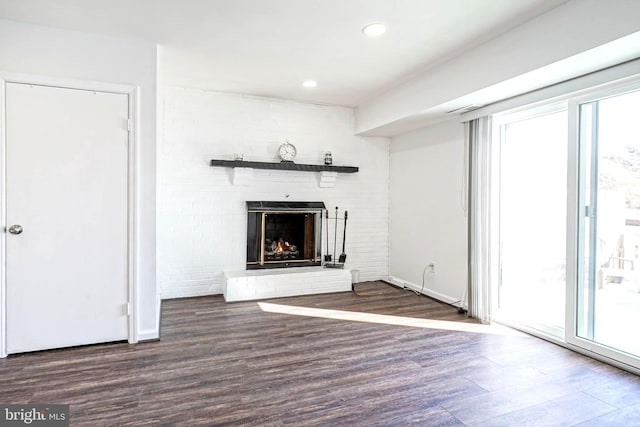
[257,302,525,336]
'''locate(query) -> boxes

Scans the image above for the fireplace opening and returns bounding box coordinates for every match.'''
[247,201,324,269]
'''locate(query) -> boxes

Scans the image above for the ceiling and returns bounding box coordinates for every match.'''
[0,0,569,107]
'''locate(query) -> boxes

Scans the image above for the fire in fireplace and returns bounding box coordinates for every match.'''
[246,201,324,269]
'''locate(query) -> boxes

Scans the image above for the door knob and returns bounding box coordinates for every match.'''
[8,225,23,235]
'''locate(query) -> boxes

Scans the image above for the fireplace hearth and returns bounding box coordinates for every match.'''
[246,201,324,269]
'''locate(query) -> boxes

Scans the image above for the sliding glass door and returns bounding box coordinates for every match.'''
[484,79,640,371]
[493,106,568,338]
[571,87,640,366]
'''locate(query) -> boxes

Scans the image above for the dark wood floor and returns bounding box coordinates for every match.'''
[2,281,640,426]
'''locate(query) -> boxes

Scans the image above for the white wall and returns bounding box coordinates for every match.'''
[0,19,159,340]
[158,86,390,298]
[389,119,467,304]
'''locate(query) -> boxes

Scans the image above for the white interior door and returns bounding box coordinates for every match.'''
[5,82,129,354]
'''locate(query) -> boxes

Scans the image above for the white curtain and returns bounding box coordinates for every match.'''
[466,117,493,323]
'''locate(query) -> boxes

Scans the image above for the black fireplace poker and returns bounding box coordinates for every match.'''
[324,210,331,262]
[339,210,348,263]
[324,207,347,269]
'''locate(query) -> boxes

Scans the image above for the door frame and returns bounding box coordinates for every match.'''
[0,74,140,357]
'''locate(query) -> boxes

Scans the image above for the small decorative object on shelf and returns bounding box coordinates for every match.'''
[324,151,333,165]
[278,140,297,162]
[234,153,244,161]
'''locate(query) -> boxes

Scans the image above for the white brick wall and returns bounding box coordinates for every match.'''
[224,267,353,302]
[158,87,390,299]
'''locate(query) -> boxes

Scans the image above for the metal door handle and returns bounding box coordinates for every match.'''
[8,225,23,235]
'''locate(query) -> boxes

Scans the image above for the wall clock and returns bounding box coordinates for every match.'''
[278,140,297,162]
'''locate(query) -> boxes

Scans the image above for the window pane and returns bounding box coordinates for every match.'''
[499,110,568,335]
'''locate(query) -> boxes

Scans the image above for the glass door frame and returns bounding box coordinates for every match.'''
[566,80,640,371]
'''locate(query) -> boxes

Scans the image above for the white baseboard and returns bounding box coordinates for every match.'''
[387,275,464,308]
[160,286,222,300]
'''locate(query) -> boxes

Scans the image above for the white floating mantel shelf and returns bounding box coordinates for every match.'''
[209,159,359,188]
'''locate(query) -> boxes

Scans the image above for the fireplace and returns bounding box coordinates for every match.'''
[246,201,324,269]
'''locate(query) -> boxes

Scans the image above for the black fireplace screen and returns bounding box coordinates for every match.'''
[246,201,324,269]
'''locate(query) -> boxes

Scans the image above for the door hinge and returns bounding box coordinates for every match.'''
[126,303,131,316]
[127,119,132,132]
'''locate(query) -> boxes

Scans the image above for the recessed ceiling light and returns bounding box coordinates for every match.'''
[302,80,317,88]
[362,23,386,37]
